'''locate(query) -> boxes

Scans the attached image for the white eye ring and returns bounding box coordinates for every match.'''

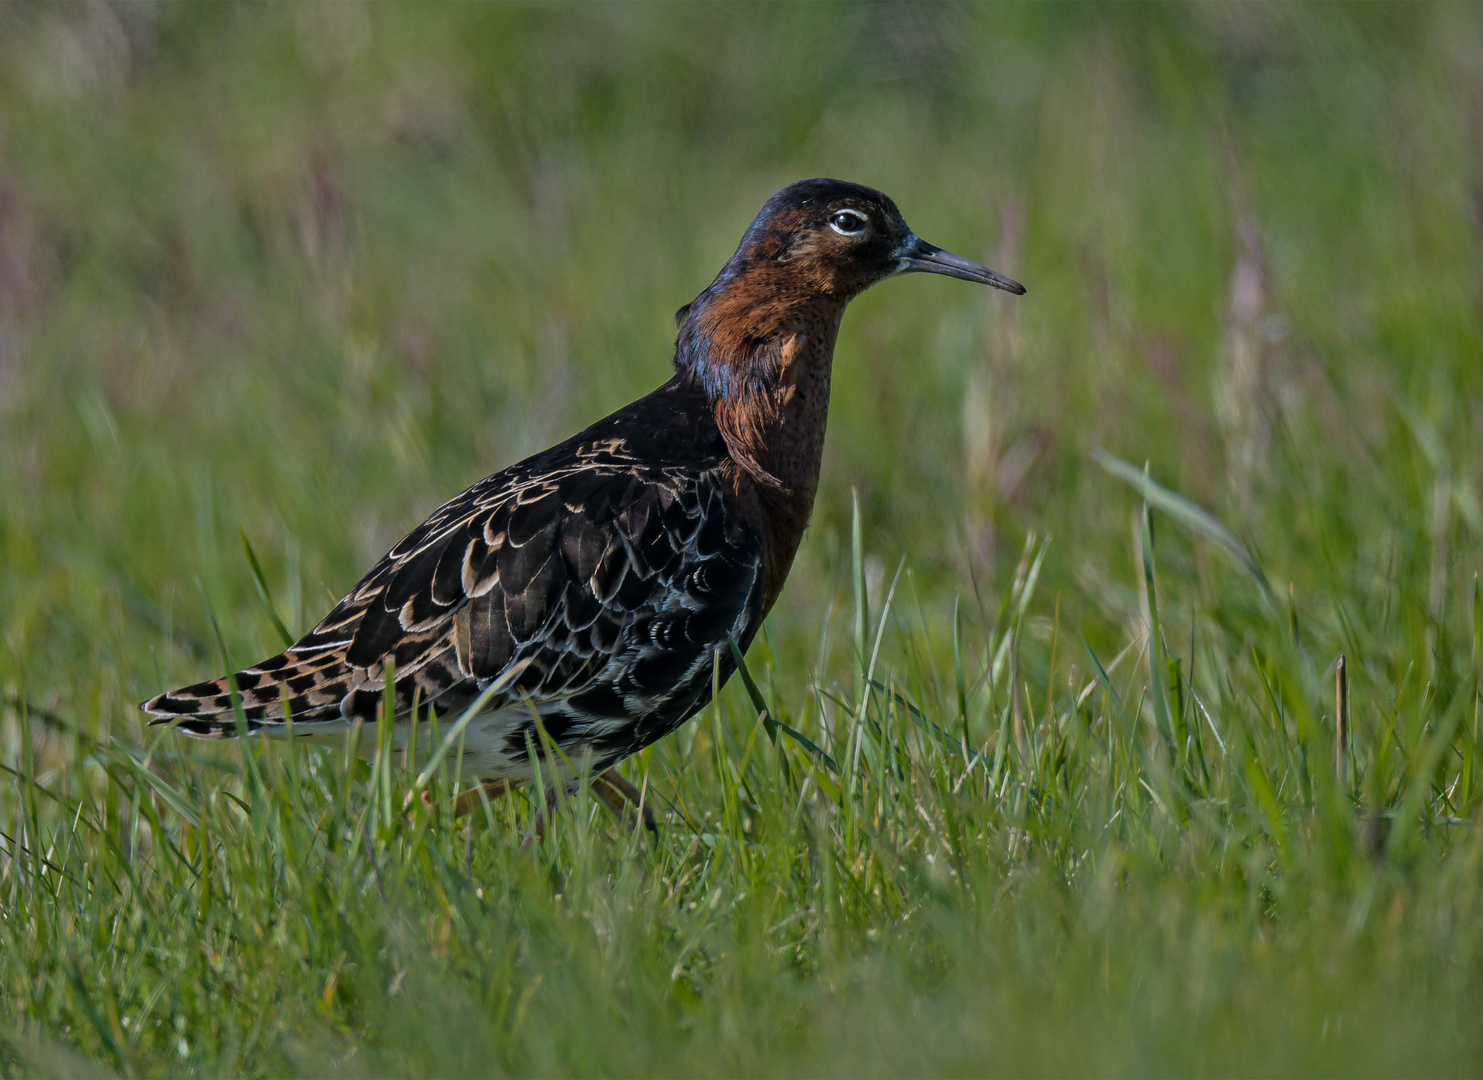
[828,209,868,236]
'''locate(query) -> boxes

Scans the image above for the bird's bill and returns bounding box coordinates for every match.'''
[896,235,1026,294]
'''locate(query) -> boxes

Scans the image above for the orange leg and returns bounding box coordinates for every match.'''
[451,779,514,818]
[446,778,554,850]
[592,768,657,836]
[521,784,560,851]
[448,770,654,844]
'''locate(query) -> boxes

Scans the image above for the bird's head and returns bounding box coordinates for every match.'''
[676,179,1023,400]
[699,178,1025,305]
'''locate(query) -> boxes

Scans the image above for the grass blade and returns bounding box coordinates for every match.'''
[729,638,837,771]
[407,659,532,802]
[240,528,295,648]
[1092,449,1274,605]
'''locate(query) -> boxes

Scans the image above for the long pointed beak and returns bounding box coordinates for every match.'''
[896,235,1025,295]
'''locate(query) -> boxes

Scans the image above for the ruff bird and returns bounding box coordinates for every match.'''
[140,178,1024,832]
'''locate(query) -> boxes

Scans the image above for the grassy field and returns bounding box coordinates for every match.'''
[3,3,1483,1074]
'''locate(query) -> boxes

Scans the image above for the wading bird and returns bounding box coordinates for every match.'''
[141,178,1024,836]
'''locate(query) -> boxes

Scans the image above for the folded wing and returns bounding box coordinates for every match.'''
[140,455,763,755]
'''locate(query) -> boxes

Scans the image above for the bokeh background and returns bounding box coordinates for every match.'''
[2,3,1481,699]
[3,4,1483,1074]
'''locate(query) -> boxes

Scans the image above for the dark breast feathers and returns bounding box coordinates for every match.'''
[140,378,767,778]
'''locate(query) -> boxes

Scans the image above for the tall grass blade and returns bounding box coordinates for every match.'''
[1140,493,1178,759]
[407,659,533,802]
[239,528,295,648]
[730,638,836,771]
[1092,449,1274,605]
[105,745,202,828]
[852,488,868,668]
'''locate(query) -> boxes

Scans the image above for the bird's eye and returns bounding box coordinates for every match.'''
[828,209,868,236]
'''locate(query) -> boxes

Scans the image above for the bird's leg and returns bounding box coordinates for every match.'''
[591,768,657,836]
[520,783,561,852]
[451,779,513,818]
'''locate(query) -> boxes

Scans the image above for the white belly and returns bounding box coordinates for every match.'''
[287,704,603,789]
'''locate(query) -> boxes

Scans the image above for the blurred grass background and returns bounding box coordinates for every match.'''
[2,3,1483,1075]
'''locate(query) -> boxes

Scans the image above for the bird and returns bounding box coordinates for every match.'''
[140,178,1024,835]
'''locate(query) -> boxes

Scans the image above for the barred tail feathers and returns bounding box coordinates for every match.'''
[138,641,464,738]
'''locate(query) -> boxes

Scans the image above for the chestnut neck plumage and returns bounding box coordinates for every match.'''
[676,250,861,610]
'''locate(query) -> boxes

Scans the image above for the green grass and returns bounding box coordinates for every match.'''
[3,3,1483,1075]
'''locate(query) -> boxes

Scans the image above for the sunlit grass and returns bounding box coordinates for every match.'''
[4,496,1482,1075]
